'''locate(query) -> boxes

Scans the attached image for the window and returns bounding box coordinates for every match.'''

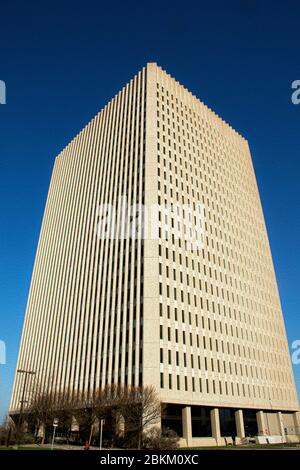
[160,373,164,388]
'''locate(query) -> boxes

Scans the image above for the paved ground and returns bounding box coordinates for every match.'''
[1,443,300,450]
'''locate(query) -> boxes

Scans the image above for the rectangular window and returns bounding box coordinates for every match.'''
[160,373,164,388]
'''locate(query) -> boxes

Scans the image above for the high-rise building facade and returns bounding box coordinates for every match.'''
[10,63,299,445]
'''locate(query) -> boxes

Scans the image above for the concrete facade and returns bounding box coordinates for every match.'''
[10,63,299,445]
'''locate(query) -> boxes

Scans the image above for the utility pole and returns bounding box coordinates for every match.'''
[16,369,36,447]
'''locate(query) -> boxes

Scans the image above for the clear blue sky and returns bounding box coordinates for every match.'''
[0,0,299,421]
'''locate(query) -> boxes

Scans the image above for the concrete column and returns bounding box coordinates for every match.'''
[182,406,192,446]
[277,412,285,437]
[115,412,125,438]
[256,411,267,435]
[211,408,221,445]
[235,409,245,438]
[293,411,300,436]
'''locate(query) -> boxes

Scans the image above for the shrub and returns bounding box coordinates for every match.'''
[143,427,179,450]
[0,419,17,446]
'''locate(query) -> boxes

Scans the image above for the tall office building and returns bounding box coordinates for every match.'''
[10,63,299,445]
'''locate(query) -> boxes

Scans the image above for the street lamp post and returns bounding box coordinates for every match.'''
[99,419,105,450]
[51,418,59,450]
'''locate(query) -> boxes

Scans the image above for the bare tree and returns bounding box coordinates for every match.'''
[18,383,162,449]
[28,391,55,444]
[0,416,17,447]
[120,385,162,449]
[54,389,77,444]
[93,384,127,446]
[143,427,179,450]
[72,392,98,444]
[93,384,120,420]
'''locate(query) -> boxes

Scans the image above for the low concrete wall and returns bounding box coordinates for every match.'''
[256,435,300,444]
[179,437,217,447]
[256,435,285,445]
[286,434,300,443]
[180,434,300,447]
